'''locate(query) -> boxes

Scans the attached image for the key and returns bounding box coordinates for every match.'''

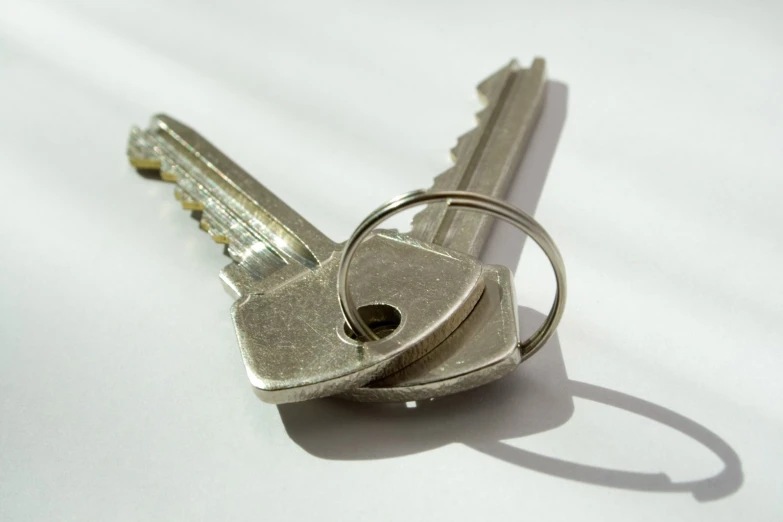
[342,265,520,402]
[410,58,546,257]
[346,57,547,401]
[127,115,485,404]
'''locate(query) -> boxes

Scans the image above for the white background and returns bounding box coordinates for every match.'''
[1,0,782,520]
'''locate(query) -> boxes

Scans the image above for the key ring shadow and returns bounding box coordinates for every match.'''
[470,372,744,502]
[278,80,742,501]
[278,318,743,502]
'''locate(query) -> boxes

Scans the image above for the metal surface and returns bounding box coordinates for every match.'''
[232,231,484,403]
[338,189,566,362]
[127,59,553,403]
[350,58,549,399]
[127,116,485,403]
[341,58,545,342]
[342,264,522,402]
[410,58,546,258]
[128,114,335,278]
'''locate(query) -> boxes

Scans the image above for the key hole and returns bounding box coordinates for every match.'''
[344,304,402,342]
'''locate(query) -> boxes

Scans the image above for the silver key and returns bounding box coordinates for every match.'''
[410,58,547,257]
[342,265,519,402]
[347,57,547,401]
[128,116,485,404]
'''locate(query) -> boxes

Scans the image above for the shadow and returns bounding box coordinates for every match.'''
[279,308,574,457]
[278,81,743,501]
[471,377,744,502]
[134,168,166,181]
[279,311,743,502]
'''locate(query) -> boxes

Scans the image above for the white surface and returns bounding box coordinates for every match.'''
[1,0,782,520]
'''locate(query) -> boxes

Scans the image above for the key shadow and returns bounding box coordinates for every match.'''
[278,311,743,502]
[277,80,743,501]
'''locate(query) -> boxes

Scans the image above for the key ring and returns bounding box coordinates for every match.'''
[337,189,567,358]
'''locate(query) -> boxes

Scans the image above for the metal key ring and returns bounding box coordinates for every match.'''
[337,189,567,358]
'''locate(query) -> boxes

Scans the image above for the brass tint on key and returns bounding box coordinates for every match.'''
[127,115,485,403]
[125,57,554,404]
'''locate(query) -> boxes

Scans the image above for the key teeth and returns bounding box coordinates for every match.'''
[159,159,180,182]
[129,129,207,212]
[449,129,478,162]
[411,58,545,240]
[448,113,489,164]
[127,127,161,170]
[172,187,203,211]
[128,117,284,273]
[447,61,522,165]
[130,127,216,240]
[447,57,544,166]
[475,106,490,122]
[200,215,230,244]
[127,127,180,181]
[477,59,520,103]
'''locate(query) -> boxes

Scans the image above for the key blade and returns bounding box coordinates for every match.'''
[352,59,550,401]
[410,58,547,258]
[127,115,336,278]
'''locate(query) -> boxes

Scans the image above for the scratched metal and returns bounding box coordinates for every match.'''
[342,265,521,402]
[351,57,548,400]
[127,116,484,403]
[231,231,484,403]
